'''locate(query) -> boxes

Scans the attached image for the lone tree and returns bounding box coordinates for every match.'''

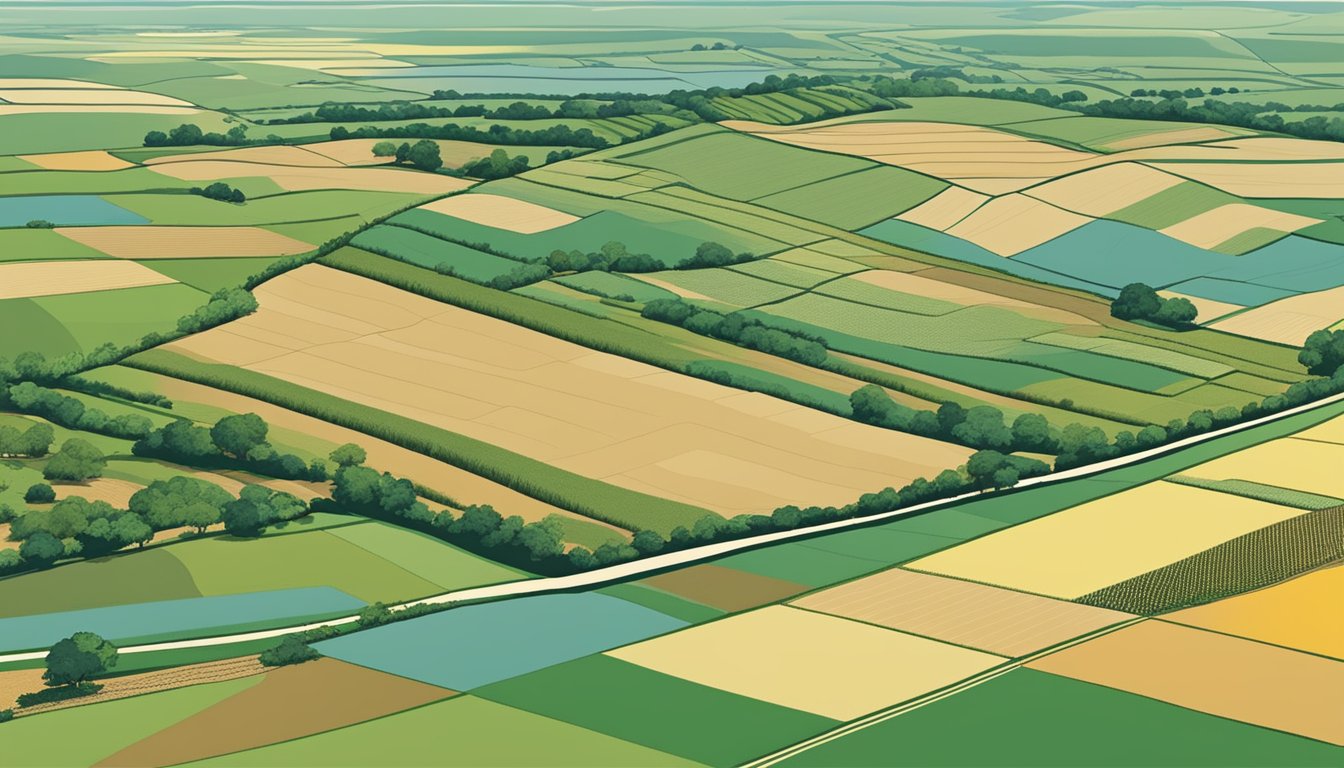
[371,140,398,158]
[42,439,106,482]
[43,632,118,687]
[24,483,55,504]
[406,139,443,172]
[328,443,367,468]
[259,635,320,667]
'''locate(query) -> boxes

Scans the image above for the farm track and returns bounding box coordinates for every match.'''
[1,389,1342,666]
[13,655,265,717]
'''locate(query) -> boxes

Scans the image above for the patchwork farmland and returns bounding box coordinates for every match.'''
[1,2,1343,766]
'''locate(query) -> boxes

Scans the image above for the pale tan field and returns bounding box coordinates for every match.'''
[53,478,144,508]
[0,88,191,106]
[792,567,1132,657]
[145,144,343,167]
[418,193,579,233]
[168,265,970,516]
[1159,203,1319,249]
[1151,161,1344,197]
[0,104,202,116]
[945,193,1091,255]
[1134,137,1344,162]
[147,160,471,195]
[1180,435,1344,498]
[1025,162,1185,216]
[1209,285,1344,345]
[1028,620,1344,745]
[608,605,1002,719]
[908,482,1301,599]
[727,119,1096,191]
[1293,411,1344,444]
[896,186,988,229]
[18,150,133,171]
[1158,289,1243,324]
[0,668,46,709]
[0,78,119,89]
[0,260,175,299]
[140,373,592,529]
[1103,126,1236,150]
[1168,564,1344,660]
[57,226,312,259]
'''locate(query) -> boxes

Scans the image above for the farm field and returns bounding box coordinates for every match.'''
[3,4,1344,766]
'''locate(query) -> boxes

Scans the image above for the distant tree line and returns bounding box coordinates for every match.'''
[143,123,281,148]
[330,122,613,149]
[643,299,828,366]
[3,382,152,440]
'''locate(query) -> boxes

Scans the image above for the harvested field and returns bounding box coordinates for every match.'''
[54,477,143,508]
[144,144,342,167]
[1152,161,1344,198]
[0,89,191,106]
[57,226,312,259]
[1077,508,1344,615]
[148,161,471,195]
[0,667,45,709]
[792,567,1132,657]
[1168,564,1344,660]
[0,104,202,117]
[1182,437,1344,499]
[1137,137,1344,162]
[417,193,579,233]
[1104,126,1235,149]
[1025,162,1185,216]
[945,193,1091,256]
[638,564,809,612]
[1210,286,1344,345]
[1160,203,1319,250]
[1027,620,1344,745]
[896,186,988,229]
[17,656,265,718]
[908,482,1301,599]
[95,658,454,767]
[727,119,1096,191]
[166,265,970,518]
[0,78,119,89]
[609,605,1002,720]
[0,260,175,299]
[136,372,587,527]
[19,150,133,171]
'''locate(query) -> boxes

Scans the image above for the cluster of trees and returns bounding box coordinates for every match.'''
[371,139,443,172]
[5,382,153,440]
[189,182,245,204]
[322,446,568,570]
[133,413,328,481]
[1110,283,1198,328]
[175,288,259,335]
[144,123,266,147]
[260,635,321,666]
[642,299,828,366]
[690,42,735,51]
[851,385,1052,451]
[25,219,54,229]
[5,496,150,569]
[1299,328,1344,376]
[1076,97,1344,143]
[221,484,309,537]
[331,122,611,149]
[43,439,107,482]
[0,421,53,458]
[456,147,530,180]
[545,241,661,273]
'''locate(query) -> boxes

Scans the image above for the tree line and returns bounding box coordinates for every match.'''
[133,412,328,482]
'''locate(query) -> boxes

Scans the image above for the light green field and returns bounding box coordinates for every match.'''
[110,190,425,226]
[0,229,108,262]
[324,521,526,590]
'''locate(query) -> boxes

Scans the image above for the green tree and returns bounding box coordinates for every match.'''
[180,500,221,533]
[220,496,263,537]
[372,140,398,157]
[18,531,64,566]
[329,443,367,467]
[1110,282,1163,321]
[1299,329,1344,376]
[43,439,106,482]
[210,413,269,459]
[1010,413,1053,452]
[406,139,442,172]
[259,635,320,667]
[43,632,117,687]
[1154,296,1197,326]
[24,483,55,504]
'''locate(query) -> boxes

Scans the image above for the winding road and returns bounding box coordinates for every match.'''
[2,389,1341,665]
